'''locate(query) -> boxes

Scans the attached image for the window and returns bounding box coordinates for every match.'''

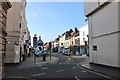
[83,38,85,42]
[93,45,97,51]
[83,31,85,36]
[19,23,21,28]
[72,41,73,45]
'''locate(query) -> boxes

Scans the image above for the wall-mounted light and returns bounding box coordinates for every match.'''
[85,18,88,22]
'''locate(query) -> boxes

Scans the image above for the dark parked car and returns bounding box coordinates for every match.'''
[63,48,70,56]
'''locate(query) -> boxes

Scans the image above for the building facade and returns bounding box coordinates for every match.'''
[52,38,59,52]
[5,0,28,63]
[59,34,66,52]
[84,1,120,68]
[73,31,80,55]
[79,24,88,55]
[0,0,11,79]
[57,28,80,55]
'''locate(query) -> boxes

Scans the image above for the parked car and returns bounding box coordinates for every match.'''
[63,48,70,56]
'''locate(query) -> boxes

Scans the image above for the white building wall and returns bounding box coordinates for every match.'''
[84,1,98,16]
[91,2,118,37]
[79,24,88,46]
[75,36,80,46]
[118,2,120,67]
[92,33,118,66]
[118,32,120,67]
[64,39,70,48]
[59,35,65,47]
[53,41,59,48]
[86,2,119,67]
[84,0,110,16]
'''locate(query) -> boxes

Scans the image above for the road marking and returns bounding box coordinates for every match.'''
[72,67,77,69]
[68,58,71,61]
[56,69,65,72]
[37,65,42,67]
[35,62,40,64]
[41,67,48,70]
[73,63,76,65]
[64,63,67,64]
[67,63,70,64]
[75,76,80,80]
[82,71,87,73]
[6,76,29,78]
[66,61,69,62]
[32,73,46,76]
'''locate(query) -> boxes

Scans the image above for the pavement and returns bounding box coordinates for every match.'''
[70,55,88,59]
[5,54,59,70]
[79,59,120,80]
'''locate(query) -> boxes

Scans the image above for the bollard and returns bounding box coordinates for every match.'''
[43,54,46,61]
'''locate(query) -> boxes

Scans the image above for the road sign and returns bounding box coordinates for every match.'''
[33,37,37,47]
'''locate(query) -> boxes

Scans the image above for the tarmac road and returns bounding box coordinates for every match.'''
[3,52,113,80]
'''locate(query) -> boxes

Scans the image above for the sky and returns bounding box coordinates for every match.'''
[26,2,87,44]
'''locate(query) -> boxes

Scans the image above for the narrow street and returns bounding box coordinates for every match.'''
[1,1,119,80]
[3,53,112,80]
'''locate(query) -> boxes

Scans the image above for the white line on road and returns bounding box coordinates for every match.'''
[73,63,76,65]
[82,71,87,73]
[56,69,65,72]
[41,67,48,70]
[72,67,77,69]
[37,65,42,67]
[6,76,29,78]
[75,76,81,80]
[59,63,62,64]
[66,61,69,62]
[68,58,71,61]
[64,63,67,64]
[32,73,46,76]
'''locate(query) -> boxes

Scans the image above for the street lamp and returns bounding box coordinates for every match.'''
[49,42,52,60]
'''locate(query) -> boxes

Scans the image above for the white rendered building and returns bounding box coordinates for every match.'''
[84,1,120,68]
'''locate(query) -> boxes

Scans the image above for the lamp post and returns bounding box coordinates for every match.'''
[49,42,52,60]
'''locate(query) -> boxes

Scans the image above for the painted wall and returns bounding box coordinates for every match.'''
[118,2,120,67]
[84,0,108,16]
[84,1,98,16]
[6,2,21,33]
[5,2,24,63]
[86,2,119,67]
[64,39,70,48]
[79,24,88,46]
[59,35,65,47]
